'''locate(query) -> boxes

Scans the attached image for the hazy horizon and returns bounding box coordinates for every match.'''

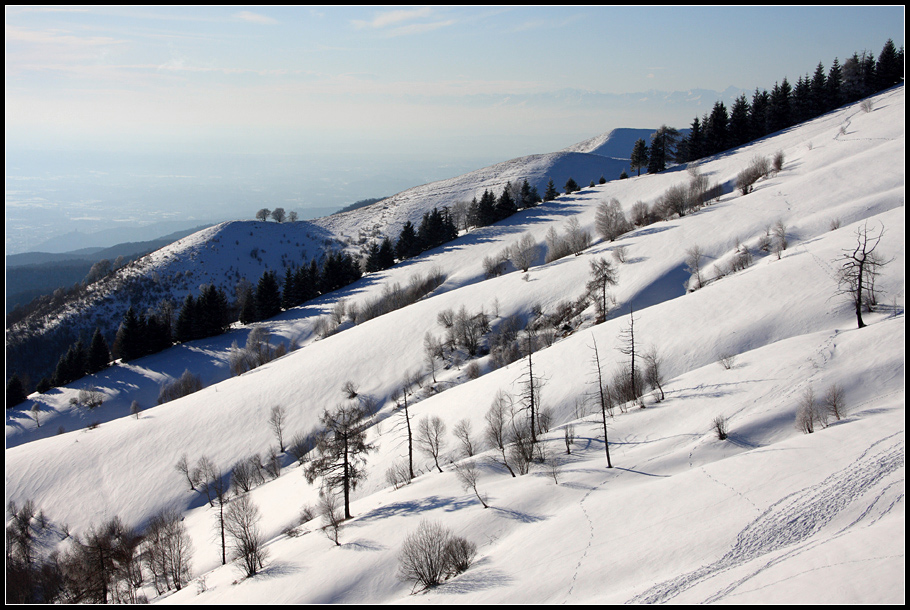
[5,6,903,253]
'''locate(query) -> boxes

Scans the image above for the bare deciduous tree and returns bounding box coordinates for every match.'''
[836,222,888,328]
[590,337,614,468]
[509,232,539,273]
[268,405,287,452]
[224,495,266,577]
[416,415,447,473]
[453,460,488,508]
[595,198,631,242]
[685,245,705,291]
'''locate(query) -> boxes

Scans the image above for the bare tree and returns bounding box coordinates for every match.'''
[270,207,286,223]
[509,232,539,273]
[175,454,197,491]
[453,460,488,508]
[255,208,271,222]
[304,403,375,519]
[823,383,847,421]
[685,245,705,291]
[836,222,888,328]
[143,508,193,594]
[416,415,447,473]
[225,494,267,577]
[318,490,343,546]
[485,391,517,477]
[595,198,631,242]
[617,305,642,405]
[642,347,665,402]
[796,386,827,433]
[268,405,287,452]
[452,418,476,458]
[564,423,576,454]
[590,337,614,468]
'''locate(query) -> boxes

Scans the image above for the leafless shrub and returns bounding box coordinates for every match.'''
[713,415,729,440]
[318,491,343,546]
[718,353,737,370]
[465,361,481,380]
[860,99,873,113]
[158,370,203,404]
[772,150,785,172]
[397,521,476,592]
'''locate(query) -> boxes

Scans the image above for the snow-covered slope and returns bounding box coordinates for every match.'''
[5,86,904,604]
[312,128,651,244]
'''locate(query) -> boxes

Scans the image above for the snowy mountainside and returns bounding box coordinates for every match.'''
[311,128,650,245]
[5,86,905,604]
[559,127,657,156]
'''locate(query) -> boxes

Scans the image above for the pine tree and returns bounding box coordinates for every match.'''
[395,221,421,259]
[7,373,28,408]
[377,236,396,270]
[728,94,751,148]
[255,270,282,321]
[630,138,649,175]
[875,39,902,90]
[495,185,517,220]
[115,307,145,362]
[704,101,729,155]
[683,118,703,163]
[543,180,558,201]
[304,403,375,519]
[826,57,844,111]
[564,177,579,194]
[809,61,828,117]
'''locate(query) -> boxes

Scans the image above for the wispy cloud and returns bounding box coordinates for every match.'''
[351,7,455,36]
[233,11,278,25]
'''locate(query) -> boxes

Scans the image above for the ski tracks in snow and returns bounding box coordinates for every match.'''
[627,433,904,604]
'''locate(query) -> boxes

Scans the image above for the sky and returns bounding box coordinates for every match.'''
[5,6,905,159]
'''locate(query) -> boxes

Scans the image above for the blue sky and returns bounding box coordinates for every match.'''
[5,6,905,158]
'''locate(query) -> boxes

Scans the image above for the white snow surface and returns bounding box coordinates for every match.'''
[5,86,905,604]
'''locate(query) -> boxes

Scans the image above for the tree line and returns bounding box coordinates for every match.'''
[629,39,904,173]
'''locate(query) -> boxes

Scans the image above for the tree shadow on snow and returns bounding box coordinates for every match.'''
[355,495,475,522]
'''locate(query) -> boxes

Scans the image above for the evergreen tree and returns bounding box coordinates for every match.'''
[478,190,499,226]
[826,57,844,111]
[769,78,793,132]
[87,328,111,374]
[683,117,703,163]
[283,267,299,306]
[543,180,558,202]
[239,285,258,324]
[791,74,812,124]
[255,270,282,321]
[377,236,396,270]
[809,62,828,117]
[7,373,28,408]
[704,101,729,155]
[728,94,751,148]
[875,39,902,90]
[564,177,579,194]
[114,307,145,362]
[495,185,517,220]
[174,294,197,342]
[630,138,649,175]
[647,126,679,174]
[749,88,771,141]
[395,221,421,260]
[198,285,229,337]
